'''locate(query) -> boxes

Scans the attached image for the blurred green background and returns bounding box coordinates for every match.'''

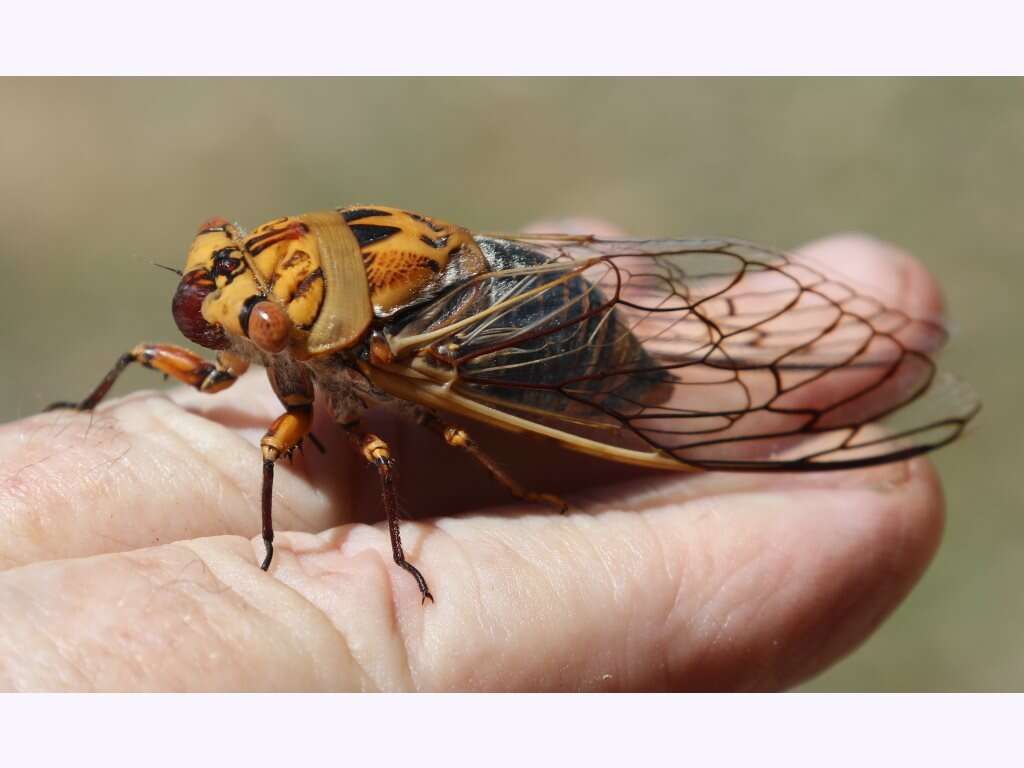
[0,78,1018,690]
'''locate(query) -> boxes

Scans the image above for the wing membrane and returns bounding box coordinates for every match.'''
[373,235,978,471]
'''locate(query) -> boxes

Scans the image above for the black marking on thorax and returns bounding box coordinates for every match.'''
[350,224,402,247]
[407,211,446,232]
[420,234,450,249]
[342,208,394,222]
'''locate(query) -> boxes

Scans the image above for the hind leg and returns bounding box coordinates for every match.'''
[415,409,568,513]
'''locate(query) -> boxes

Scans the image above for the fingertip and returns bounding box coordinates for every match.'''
[551,456,948,691]
[876,457,946,588]
[794,232,946,324]
[750,456,946,689]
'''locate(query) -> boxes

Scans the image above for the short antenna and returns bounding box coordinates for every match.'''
[153,262,183,276]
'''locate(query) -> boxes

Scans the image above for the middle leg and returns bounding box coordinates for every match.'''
[344,428,434,603]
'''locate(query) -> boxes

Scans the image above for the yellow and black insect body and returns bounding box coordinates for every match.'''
[51,206,980,602]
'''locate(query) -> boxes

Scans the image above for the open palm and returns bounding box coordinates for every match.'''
[0,233,948,691]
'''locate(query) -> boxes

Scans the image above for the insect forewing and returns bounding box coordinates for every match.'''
[377,235,979,471]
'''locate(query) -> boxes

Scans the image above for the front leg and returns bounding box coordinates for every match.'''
[257,363,315,571]
[47,345,249,411]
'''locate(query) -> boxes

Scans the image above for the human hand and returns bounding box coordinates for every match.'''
[0,233,946,691]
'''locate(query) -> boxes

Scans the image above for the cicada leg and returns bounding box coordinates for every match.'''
[416,411,569,514]
[45,345,248,411]
[344,429,434,604]
[258,364,317,572]
[258,404,314,571]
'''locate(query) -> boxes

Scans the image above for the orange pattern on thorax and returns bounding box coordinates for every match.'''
[339,205,487,316]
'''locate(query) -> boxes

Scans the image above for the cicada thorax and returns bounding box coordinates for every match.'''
[179,206,493,362]
[337,205,489,317]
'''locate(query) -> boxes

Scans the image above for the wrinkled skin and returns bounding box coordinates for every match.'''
[0,233,946,691]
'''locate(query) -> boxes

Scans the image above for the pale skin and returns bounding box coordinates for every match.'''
[0,233,947,691]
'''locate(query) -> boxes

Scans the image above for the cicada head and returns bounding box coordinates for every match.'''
[172,217,255,351]
[174,216,314,356]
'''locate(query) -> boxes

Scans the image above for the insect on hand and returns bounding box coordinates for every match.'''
[48,206,980,603]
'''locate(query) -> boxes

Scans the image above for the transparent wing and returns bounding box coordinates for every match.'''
[380,235,979,471]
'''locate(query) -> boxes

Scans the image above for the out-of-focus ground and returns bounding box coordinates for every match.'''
[0,78,1018,690]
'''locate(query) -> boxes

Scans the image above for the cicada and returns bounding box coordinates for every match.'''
[49,206,980,602]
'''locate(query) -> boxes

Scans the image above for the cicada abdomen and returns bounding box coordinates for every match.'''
[388,237,674,428]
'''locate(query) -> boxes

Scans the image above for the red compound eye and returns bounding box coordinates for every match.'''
[247,301,291,354]
[172,269,229,350]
